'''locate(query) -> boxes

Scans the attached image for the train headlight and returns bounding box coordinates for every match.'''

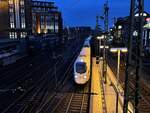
[80,59,84,62]
[84,75,87,79]
[75,75,78,78]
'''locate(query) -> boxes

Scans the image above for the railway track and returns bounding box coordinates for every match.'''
[1,38,85,113]
[129,77,150,113]
[1,48,70,113]
[48,81,90,113]
[33,43,90,113]
[107,55,150,113]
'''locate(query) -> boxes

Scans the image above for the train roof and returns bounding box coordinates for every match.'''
[79,47,90,57]
[79,48,87,56]
[83,36,91,46]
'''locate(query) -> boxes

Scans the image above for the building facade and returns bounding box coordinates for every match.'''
[112,11,150,46]
[31,1,62,36]
[112,11,150,55]
[0,0,63,39]
[0,0,32,39]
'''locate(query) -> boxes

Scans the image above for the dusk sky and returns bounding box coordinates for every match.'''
[50,0,150,28]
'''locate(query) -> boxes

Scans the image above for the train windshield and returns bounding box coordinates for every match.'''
[76,62,87,74]
[84,44,89,47]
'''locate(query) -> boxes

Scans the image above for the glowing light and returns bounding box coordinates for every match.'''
[110,48,128,53]
[118,25,122,29]
[84,76,87,79]
[100,46,109,49]
[97,35,104,40]
[80,59,84,62]
[135,13,147,17]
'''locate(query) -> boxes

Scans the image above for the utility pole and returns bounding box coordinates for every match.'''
[123,0,144,113]
[96,15,100,58]
[123,0,135,112]
[96,15,100,35]
[103,0,109,83]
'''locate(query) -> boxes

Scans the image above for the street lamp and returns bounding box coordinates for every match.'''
[110,47,128,113]
[97,35,105,58]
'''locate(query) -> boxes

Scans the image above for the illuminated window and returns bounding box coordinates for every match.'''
[21,23,26,28]
[55,25,59,33]
[20,9,24,13]
[55,22,59,32]
[20,32,26,38]
[10,22,15,28]
[9,8,13,13]
[50,24,54,32]
[14,32,17,39]
[9,32,14,39]
[20,1,24,5]
[41,24,45,29]
[9,0,13,4]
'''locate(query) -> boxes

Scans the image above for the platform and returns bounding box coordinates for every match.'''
[90,57,133,113]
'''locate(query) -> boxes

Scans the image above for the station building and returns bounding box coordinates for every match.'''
[112,11,150,47]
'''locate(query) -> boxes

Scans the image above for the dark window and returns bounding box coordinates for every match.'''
[76,62,87,74]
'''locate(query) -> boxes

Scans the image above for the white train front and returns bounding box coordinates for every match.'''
[73,37,91,84]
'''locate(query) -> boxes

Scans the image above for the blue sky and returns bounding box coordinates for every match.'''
[50,0,150,28]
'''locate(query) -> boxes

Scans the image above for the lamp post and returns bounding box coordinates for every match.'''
[97,35,109,83]
[110,47,128,113]
[97,35,104,58]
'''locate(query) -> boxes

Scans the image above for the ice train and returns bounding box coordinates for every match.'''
[73,36,91,84]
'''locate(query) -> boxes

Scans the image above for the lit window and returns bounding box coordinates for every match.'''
[9,32,14,39]
[55,25,59,33]
[10,22,15,28]
[20,9,24,13]
[9,8,13,13]
[20,1,24,5]
[50,24,54,32]
[21,23,26,28]
[20,32,26,38]
[41,24,45,29]
[9,0,13,4]
[14,32,17,39]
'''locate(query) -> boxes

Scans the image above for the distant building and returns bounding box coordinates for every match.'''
[112,11,150,47]
[0,0,63,39]
[31,1,63,36]
[64,26,91,40]
[0,0,32,39]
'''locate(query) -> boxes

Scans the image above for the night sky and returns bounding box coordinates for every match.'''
[51,0,150,28]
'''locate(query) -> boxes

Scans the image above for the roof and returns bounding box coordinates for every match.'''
[79,48,87,56]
